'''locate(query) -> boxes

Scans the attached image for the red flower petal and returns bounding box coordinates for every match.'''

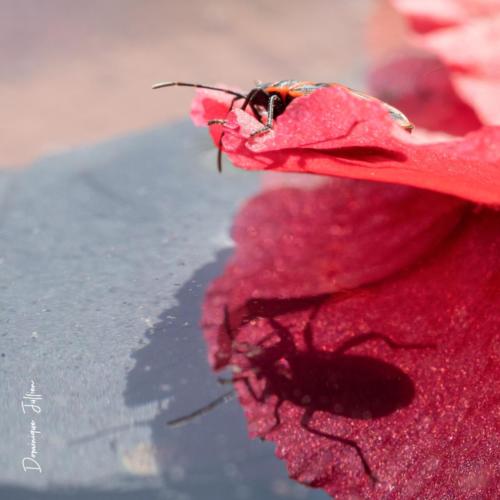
[368,55,482,135]
[391,0,500,33]
[191,86,500,205]
[391,0,500,124]
[202,179,499,498]
[418,15,500,124]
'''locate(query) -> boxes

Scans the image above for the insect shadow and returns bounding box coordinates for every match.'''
[169,294,435,483]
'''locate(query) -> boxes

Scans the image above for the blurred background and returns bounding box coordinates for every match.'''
[0,0,408,168]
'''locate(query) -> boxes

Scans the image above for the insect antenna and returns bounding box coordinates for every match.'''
[166,389,235,427]
[152,81,245,98]
[152,82,252,172]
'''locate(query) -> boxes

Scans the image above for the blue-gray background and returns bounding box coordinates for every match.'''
[0,122,328,499]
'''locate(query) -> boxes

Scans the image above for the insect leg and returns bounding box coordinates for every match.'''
[208,95,245,172]
[240,87,270,123]
[249,102,263,122]
[300,408,378,483]
[207,119,227,125]
[217,136,224,173]
[207,95,244,127]
[333,332,436,356]
[241,88,261,112]
[250,94,280,136]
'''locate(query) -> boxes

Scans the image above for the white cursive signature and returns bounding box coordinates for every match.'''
[21,380,42,473]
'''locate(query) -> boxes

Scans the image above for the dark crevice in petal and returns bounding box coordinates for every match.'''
[309,146,407,163]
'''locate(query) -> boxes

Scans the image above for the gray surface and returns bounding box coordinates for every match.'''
[0,122,327,499]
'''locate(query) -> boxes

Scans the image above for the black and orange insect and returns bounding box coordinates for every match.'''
[153,80,414,171]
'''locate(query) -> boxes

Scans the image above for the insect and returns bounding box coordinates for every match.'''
[153,80,414,171]
[167,294,434,483]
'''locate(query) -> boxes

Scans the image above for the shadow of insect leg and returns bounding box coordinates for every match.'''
[222,305,236,340]
[300,409,378,483]
[218,373,267,403]
[217,376,235,385]
[303,299,328,351]
[166,390,235,427]
[334,332,436,356]
[232,331,278,357]
[223,305,276,350]
[243,376,268,403]
[219,372,283,434]
[266,397,284,434]
[267,317,296,354]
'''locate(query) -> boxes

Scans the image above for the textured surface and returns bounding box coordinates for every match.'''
[202,178,500,498]
[0,122,327,499]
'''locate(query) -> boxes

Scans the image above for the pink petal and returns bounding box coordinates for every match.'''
[368,55,482,135]
[391,0,500,124]
[391,0,500,32]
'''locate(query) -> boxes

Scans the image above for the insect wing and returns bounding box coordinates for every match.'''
[347,87,414,131]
